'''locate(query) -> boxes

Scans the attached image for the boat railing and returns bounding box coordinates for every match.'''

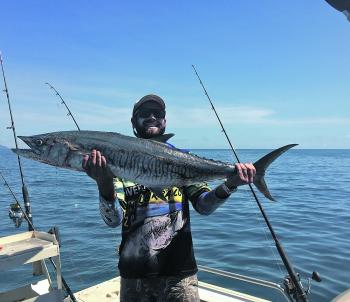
[198,265,291,301]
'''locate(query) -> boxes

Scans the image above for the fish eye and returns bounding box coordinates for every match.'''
[35,139,43,146]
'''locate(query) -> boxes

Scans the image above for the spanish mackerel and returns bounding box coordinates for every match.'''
[14,130,297,201]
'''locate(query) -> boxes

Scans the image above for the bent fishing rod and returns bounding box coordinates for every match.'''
[0,52,33,231]
[192,65,309,302]
[0,170,77,302]
[45,82,81,131]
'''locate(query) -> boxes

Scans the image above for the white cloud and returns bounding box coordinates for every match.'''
[166,105,350,128]
[2,101,350,132]
[167,106,275,128]
[1,96,350,149]
[265,117,350,126]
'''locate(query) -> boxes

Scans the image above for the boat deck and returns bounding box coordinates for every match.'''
[73,277,271,302]
[0,232,276,302]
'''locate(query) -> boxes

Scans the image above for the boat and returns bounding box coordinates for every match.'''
[0,230,297,302]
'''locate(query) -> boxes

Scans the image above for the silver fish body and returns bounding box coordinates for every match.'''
[14,130,297,201]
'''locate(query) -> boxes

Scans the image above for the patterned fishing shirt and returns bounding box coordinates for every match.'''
[99,177,210,279]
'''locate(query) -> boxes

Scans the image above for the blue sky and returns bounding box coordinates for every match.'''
[0,1,349,149]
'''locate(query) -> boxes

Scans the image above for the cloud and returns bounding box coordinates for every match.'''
[71,99,132,126]
[167,106,275,128]
[2,100,350,132]
[265,117,350,126]
[166,105,350,128]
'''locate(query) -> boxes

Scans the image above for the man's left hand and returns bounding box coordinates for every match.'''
[225,163,256,189]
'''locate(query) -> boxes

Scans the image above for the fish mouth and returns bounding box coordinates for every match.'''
[18,135,32,146]
[12,148,42,159]
[17,136,42,155]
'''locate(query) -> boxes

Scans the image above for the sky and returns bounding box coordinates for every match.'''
[0,1,349,149]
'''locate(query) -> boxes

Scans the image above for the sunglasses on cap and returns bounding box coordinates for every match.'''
[136,108,166,119]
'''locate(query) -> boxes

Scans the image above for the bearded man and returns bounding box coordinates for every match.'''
[83,94,255,302]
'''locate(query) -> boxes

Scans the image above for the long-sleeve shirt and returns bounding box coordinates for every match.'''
[99,177,211,278]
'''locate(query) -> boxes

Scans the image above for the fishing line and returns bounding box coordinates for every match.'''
[192,64,308,302]
[234,153,285,278]
[45,82,81,131]
[228,184,286,281]
[241,186,286,279]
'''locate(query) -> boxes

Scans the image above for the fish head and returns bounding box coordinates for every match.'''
[15,132,83,170]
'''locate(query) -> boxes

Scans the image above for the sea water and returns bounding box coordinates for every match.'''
[0,146,349,301]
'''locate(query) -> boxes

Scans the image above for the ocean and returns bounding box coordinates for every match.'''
[0,146,349,301]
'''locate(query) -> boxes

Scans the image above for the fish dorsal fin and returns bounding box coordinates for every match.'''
[149,133,175,143]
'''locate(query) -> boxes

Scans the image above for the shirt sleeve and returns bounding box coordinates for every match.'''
[186,182,233,215]
[185,182,211,207]
[99,195,123,227]
[99,177,125,228]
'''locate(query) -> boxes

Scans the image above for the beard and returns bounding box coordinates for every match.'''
[134,119,166,138]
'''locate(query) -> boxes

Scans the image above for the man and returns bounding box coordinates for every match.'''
[83,94,256,302]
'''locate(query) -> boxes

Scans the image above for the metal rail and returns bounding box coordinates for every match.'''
[198,265,291,301]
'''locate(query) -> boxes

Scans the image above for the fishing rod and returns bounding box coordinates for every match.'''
[45,82,81,131]
[0,53,77,301]
[0,54,77,301]
[44,82,84,301]
[0,171,31,228]
[0,170,78,302]
[0,51,34,231]
[192,65,310,302]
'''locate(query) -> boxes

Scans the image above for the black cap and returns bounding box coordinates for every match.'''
[132,94,166,117]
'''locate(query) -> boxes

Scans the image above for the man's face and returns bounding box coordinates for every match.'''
[133,101,166,138]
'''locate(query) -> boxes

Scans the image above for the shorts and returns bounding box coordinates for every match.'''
[120,274,200,302]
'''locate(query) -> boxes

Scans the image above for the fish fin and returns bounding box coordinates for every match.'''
[253,144,298,201]
[150,133,175,143]
[254,176,276,202]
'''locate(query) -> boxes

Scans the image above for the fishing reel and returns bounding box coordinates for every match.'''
[283,271,321,301]
[8,202,24,228]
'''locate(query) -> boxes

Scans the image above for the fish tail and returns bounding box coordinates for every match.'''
[253,144,298,201]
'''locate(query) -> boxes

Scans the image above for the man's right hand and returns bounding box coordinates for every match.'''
[82,149,115,201]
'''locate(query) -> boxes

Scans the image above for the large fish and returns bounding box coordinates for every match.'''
[13,130,297,201]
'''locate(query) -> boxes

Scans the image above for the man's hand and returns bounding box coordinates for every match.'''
[82,149,113,182]
[82,149,115,201]
[225,163,256,189]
